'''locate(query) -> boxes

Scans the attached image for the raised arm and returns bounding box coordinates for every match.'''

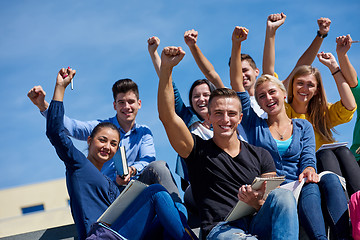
[147,36,161,78]
[184,29,225,88]
[296,18,331,66]
[28,68,75,108]
[229,26,249,93]
[53,67,76,102]
[317,52,356,110]
[336,34,358,88]
[262,13,286,76]
[283,18,331,88]
[28,85,49,112]
[158,46,194,159]
[28,81,100,141]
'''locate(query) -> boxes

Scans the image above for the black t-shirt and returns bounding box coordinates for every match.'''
[185,134,275,237]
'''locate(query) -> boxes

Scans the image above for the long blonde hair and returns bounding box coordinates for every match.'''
[287,65,335,142]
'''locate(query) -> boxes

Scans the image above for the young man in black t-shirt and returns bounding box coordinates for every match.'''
[157,31,298,239]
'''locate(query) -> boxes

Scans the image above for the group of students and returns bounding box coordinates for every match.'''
[27,12,360,240]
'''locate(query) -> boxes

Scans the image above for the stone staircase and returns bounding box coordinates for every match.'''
[0,224,78,240]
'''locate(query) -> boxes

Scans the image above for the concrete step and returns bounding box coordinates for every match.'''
[0,224,78,240]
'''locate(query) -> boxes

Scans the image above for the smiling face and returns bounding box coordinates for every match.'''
[242,60,260,94]
[292,74,318,104]
[87,127,120,168]
[191,83,211,119]
[208,96,242,138]
[113,90,141,130]
[256,81,286,116]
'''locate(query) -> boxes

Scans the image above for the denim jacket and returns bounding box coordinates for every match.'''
[238,91,317,183]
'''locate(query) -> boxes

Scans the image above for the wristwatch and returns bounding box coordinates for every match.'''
[317,30,328,39]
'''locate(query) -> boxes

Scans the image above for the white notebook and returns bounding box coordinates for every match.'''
[225,176,285,222]
[97,180,148,225]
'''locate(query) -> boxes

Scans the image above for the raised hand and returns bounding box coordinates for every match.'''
[27,85,49,111]
[230,26,248,92]
[267,12,286,31]
[184,29,198,47]
[232,26,249,43]
[161,46,186,68]
[336,34,358,88]
[318,50,356,111]
[52,67,76,102]
[317,52,338,70]
[148,36,160,53]
[336,34,352,56]
[317,17,331,35]
[56,67,76,88]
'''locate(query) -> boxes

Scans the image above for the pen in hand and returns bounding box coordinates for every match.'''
[68,67,74,90]
[62,67,74,90]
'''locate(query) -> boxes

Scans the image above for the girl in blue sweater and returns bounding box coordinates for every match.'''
[46,67,197,240]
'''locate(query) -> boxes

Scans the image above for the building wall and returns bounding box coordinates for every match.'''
[0,178,74,237]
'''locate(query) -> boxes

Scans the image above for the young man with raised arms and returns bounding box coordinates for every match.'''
[157,27,298,240]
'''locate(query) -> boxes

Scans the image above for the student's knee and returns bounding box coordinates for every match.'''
[300,182,321,198]
[334,146,356,162]
[319,172,338,184]
[318,173,345,195]
[139,184,170,202]
[334,145,352,155]
[206,222,257,240]
[268,188,296,209]
[146,183,167,194]
[140,160,171,183]
[147,160,170,175]
[316,149,336,163]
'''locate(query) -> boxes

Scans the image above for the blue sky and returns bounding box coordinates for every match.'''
[1,0,359,191]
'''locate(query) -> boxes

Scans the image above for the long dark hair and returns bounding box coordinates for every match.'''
[188,79,216,119]
[90,122,121,142]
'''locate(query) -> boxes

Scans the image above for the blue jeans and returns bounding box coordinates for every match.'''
[206,188,298,240]
[110,184,193,240]
[298,173,350,239]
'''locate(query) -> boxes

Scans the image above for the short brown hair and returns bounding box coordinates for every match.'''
[112,78,139,101]
[228,53,257,70]
[208,88,242,114]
